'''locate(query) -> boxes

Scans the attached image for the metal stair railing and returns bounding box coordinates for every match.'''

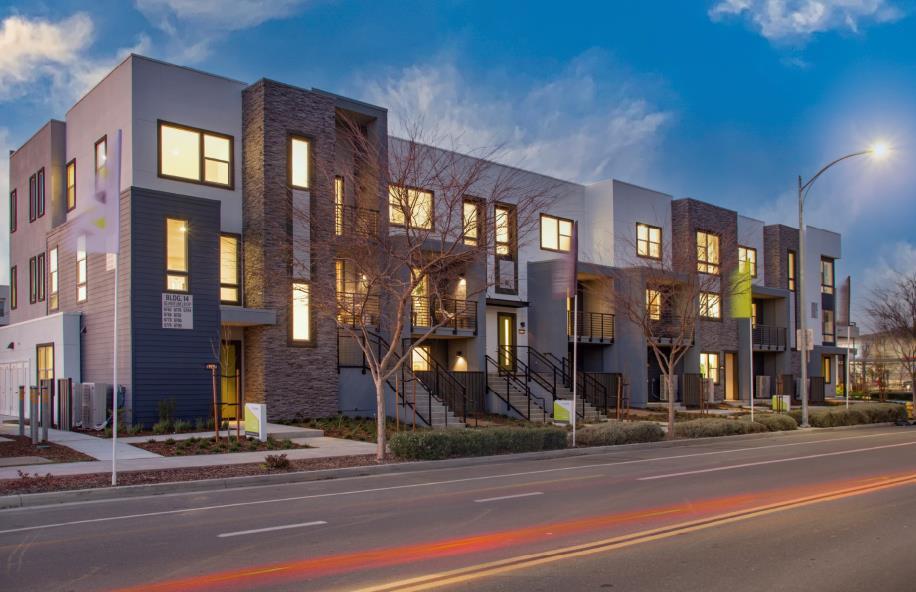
[544,352,609,419]
[404,338,470,426]
[485,354,548,421]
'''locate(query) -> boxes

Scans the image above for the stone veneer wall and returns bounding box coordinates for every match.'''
[764,224,802,377]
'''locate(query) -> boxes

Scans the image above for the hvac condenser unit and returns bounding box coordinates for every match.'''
[79,382,111,428]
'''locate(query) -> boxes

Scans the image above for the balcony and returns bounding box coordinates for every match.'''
[335,204,380,237]
[337,292,381,328]
[753,324,787,351]
[568,311,615,343]
[412,296,478,335]
[647,312,693,346]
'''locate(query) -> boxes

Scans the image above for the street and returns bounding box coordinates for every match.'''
[3,425,916,591]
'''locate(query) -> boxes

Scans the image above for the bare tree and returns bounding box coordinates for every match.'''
[866,272,916,410]
[295,118,552,460]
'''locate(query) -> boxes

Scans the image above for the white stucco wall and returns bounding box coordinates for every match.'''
[607,179,673,269]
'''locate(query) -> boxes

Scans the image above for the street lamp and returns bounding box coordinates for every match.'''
[797,142,890,427]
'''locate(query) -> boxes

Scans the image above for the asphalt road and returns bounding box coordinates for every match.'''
[3,425,916,592]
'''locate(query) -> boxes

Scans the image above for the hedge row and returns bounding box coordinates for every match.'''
[745,414,799,432]
[389,427,567,460]
[576,421,665,446]
[674,418,768,439]
[787,403,906,427]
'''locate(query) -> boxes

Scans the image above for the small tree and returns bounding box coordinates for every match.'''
[295,118,552,460]
[866,273,916,410]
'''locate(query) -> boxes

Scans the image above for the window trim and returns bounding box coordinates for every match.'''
[462,197,485,247]
[494,202,518,295]
[288,135,312,191]
[95,135,108,176]
[820,257,835,295]
[738,245,758,278]
[700,352,721,385]
[636,222,663,260]
[388,184,435,230]
[36,252,45,302]
[48,247,59,312]
[36,168,45,219]
[539,213,575,253]
[334,176,344,236]
[289,280,313,346]
[696,230,721,275]
[28,256,36,304]
[28,174,36,223]
[165,217,190,293]
[10,266,17,310]
[646,288,662,321]
[787,250,797,292]
[9,189,16,233]
[66,159,77,212]
[700,291,722,320]
[219,232,242,305]
[157,120,235,190]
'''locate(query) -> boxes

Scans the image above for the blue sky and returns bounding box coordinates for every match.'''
[1,0,914,317]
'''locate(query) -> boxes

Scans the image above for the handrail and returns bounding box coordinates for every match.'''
[404,338,469,425]
[544,352,608,419]
[411,296,478,334]
[568,311,615,341]
[752,324,787,349]
[484,354,549,421]
[501,346,557,400]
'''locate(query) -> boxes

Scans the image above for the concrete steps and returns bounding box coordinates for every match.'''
[487,374,549,423]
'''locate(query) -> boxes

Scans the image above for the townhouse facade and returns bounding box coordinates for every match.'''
[0,55,854,425]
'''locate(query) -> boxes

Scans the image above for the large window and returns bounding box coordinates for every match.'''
[738,246,757,277]
[696,231,720,274]
[49,247,58,311]
[389,185,433,229]
[646,288,662,321]
[291,282,310,342]
[289,136,310,189]
[220,234,241,305]
[823,309,835,344]
[36,344,54,385]
[820,258,834,294]
[540,214,574,252]
[66,160,76,211]
[9,190,15,233]
[77,236,87,303]
[159,121,232,188]
[463,199,483,246]
[10,266,16,310]
[166,218,189,292]
[787,250,796,291]
[700,352,720,384]
[334,176,344,236]
[637,223,662,259]
[700,291,721,319]
[36,168,45,219]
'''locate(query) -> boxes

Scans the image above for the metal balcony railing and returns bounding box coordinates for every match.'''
[752,324,787,349]
[411,296,477,334]
[335,204,380,237]
[336,292,381,327]
[567,311,615,341]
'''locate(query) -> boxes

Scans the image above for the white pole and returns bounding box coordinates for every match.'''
[749,318,755,422]
[572,290,578,447]
[798,176,809,427]
[846,325,851,410]
[111,253,119,486]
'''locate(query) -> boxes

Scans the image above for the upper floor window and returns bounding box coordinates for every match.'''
[36,253,45,303]
[36,168,45,218]
[700,291,721,319]
[9,190,16,233]
[752,301,758,327]
[291,281,311,343]
[646,288,662,321]
[700,352,720,384]
[10,266,16,310]
[159,121,233,188]
[820,258,834,294]
[494,204,516,257]
[95,136,107,178]
[334,176,344,236]
[49,247,59,311]
[823,309,835,343]
[28,256,37,304]
[540,214,574,252]
[787,250,797,291]
[28,174,36,222]
[289,136,310,189]
[220,234,241,305]
[165,218,189,292]
[738,246,757,277]
[77,236,88,303]
[636,223,662,259]
[66,160,76,211]
[389,185,433,229]
[463,199,483,246]
[696,230,720,275]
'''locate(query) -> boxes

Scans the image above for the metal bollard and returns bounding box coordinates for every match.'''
[30,387,39,444]
[58,378,72,431]
[18,386,25,437]
[41,384,51,443]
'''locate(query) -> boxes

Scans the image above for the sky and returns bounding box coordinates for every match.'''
[0,0,914,321]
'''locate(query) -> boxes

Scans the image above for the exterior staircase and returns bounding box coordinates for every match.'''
[486,373,549,423]
[550,382,607,423]
[399,378,465,428]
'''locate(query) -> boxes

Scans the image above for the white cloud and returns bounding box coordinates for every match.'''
[359,53,672,183]
[709,0,903,43]
[135,0,309,62]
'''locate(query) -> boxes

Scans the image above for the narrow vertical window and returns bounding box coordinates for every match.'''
[220,234,241,304]
[77,235,88,303]
[820,258,834,294]
[823,356,832,383]
[9,190,16,233]
[494,203,517,294]
[29,174,36,222]
[463,199,482,246]
[37,253,45,302]
[823,309,835,343]
[700,352,720,384]
[738,246,757,277]
[334,176,344,236]
[646,288,661,321]
[66,160,76,211]
[36,168,45,218]
[95,136,108,179]
[49,247,59,311]
[696,231,720,274]
[290,137,310,190]
[29,256,36,304]
[166,218,189,292]
[291,282,310,342]
[787,250,796,291]
[10,266,17,310]
[700,291,721,319]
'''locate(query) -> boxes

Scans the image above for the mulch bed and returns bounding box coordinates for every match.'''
[0,435,95,463]
[0,454,394,495]
[132,436,307,456]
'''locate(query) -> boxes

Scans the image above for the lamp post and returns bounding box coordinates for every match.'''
[797,143,889,427]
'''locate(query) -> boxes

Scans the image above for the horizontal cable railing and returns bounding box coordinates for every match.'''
[337,292,381,328]
[336,204,380,237]
[567,311,615,341]
[411,296,477,334]
[752,324,787,349]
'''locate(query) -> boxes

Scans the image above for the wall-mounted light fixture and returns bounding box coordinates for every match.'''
[6,342,14,350]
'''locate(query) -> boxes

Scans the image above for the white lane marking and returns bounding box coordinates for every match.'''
[475,492,543,503]
[217,520,327,538]
[1,430,909,535]
[640,441,916,480]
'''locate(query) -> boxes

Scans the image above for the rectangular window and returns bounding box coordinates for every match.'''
[751,301,758,327]
[159,122,233,188]
[166,218,189,292]
[290,137,310,189]
[95,136,107,177]
[291,282,310,342]
[49,248,58,311]
[700,352,720,384]
[637,223,662,259]
[36,253,45,302]
[66,159,76,211]
[36,344,54,385]
[29,174,36,222]
[787,250,796,291]
[9,190,16,233]
[36,168,45,218]
[411,345,431,372]
[700,291,721,319]
[822,356,832,384]
[823,309,835,343]
[494,204,517,294]
[220,234,241,305]
[463,199,483,246]
[696,231,720,274]
[389,185,433,229]
[334,176,344,236]
[77,236,88,303]
[646,288,661,321]
[28,256,36,304]
[495,204,515,256]
[738,246,757,277]
[10,266,17,310]
[540,214,574,252]
[820,258,834,294]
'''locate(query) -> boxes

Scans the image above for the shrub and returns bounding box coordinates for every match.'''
[576,421,665,446]
[158,398,176,424]
[785,404,904,427]
[855,403,907,423]
[173,419,192,433]
[674,418,767,439]
[747,414,798,432]
[389,427,567,460]
[194,417,207,432]
[126,423,142,436]
[152,420,172,435]
[264,453,290,470]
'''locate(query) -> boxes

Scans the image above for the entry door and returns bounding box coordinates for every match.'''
[724,352,737,401]
[36,344,54,386]
[220,341,242,420]
[497,312,516,372]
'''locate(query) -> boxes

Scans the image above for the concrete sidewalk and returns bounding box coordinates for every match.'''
[0,423,160,462]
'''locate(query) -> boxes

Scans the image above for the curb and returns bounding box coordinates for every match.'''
[0,422,903,510]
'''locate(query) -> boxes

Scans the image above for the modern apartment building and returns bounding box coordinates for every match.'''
[0,55,854,425]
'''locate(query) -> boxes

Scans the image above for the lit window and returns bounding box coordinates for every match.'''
[159,122,233,187]
[166,218,189,292]
[697,231,720,274]
[823,309,835,343]
[389,185,433,229]
[787,251,796,291]
[76,236,87,303]
[10,266,17,310]
[540,214,574,252]
[411,345,431,372]
[334,176,344,235]
[820,258,834,294]
[738,246,757,277]
[49,247,59,311]
[700,291,721,319]
[700,352,720,384]
[66,160,76,211]
[220,234,241,304]
[290,137,310,189]
[646,288,661,321]
[637,223,662,259]
[463,199,482,246]
[822,356,832,383]
[9,190,16,233]
[751,301,758,327]
[495,205,514,256]
[95,137,107,176]
[292,282,310,342]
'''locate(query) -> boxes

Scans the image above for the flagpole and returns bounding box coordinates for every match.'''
[572,290,578,447]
